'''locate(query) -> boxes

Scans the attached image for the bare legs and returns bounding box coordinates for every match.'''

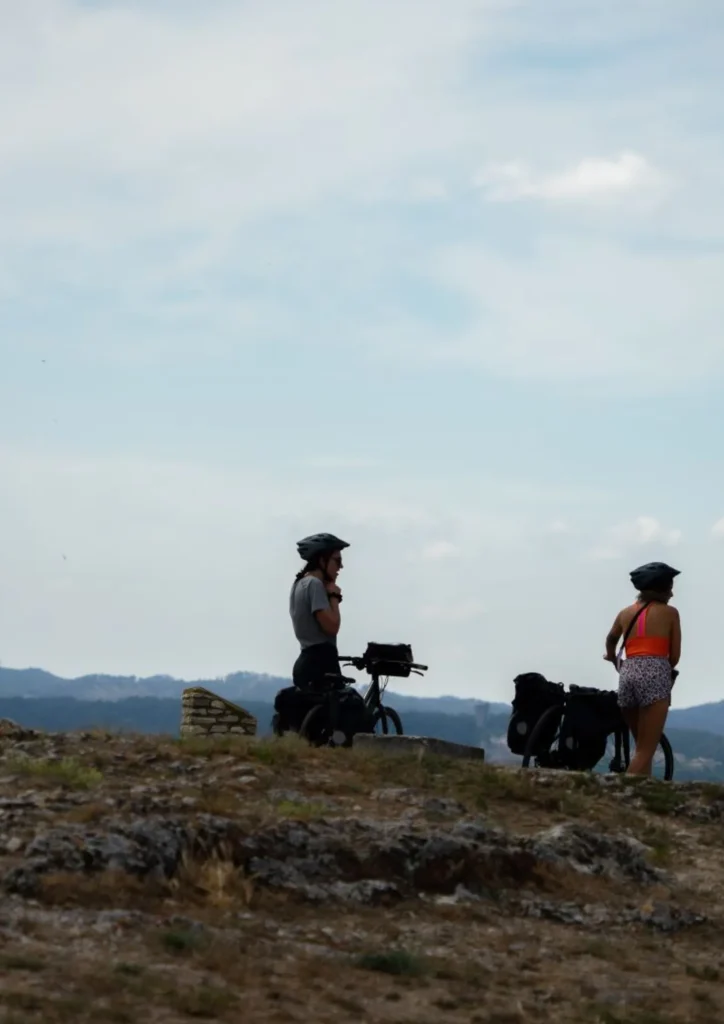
[625,698,670,776]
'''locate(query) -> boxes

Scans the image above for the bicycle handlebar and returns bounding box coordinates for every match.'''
[339,656,428,673]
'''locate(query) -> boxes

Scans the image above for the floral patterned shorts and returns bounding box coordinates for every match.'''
[617,656,672,710]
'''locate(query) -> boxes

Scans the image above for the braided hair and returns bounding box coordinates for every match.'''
[294,559,317,583]
[293,551,335,586]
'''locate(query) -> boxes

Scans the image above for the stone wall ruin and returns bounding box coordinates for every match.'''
[180,686,257,739]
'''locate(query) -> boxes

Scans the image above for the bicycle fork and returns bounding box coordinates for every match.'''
[609,728,631,773]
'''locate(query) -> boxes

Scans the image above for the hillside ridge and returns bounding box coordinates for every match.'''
[0,722,722,1021]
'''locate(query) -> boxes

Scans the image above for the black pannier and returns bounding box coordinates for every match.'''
[273,685,324,732]
[507,672,565,756]
[557,685,621,772]
[335,687,376,737]
[273,683,376,740]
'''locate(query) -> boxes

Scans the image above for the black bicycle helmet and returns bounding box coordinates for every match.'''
[630,561,680,591]
[296,533,350,561]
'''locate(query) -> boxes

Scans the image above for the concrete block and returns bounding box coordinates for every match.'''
[352,734,485,762]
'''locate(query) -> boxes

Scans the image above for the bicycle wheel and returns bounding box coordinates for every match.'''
[610,730,675,781]
[521,706,564,768]
[642,732,674,781]
[299,705,331,747]
[299,704,352,748]
[658,733,675,781]
[374,706,403,736]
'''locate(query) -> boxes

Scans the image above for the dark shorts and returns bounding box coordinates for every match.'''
[292,642,340,691]
[618,656,672,709]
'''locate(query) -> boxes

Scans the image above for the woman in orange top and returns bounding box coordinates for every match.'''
[604,562,681,775]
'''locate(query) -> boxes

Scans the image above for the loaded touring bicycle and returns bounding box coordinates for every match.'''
[272,642,427,747]
[507,672,675,780]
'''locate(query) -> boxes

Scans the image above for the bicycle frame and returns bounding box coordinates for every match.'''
[361,671,387,712]
[338,649,427,737]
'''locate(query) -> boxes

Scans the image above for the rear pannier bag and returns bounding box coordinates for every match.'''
[507,672,565,756]
[557,686,621,771]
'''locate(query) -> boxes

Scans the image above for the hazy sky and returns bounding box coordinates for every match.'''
[1,0,723,708]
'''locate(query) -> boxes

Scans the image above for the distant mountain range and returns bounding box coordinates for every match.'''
[0,665,720,731]
[0,665,510,717]
[1,665,723,782]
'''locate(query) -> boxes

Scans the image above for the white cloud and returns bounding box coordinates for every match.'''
[0,0,486,249]
[0,0,722,394]
[588,516,682,561]
[474,151,663,203]
[610,516,682,547]
[712,518,724,538]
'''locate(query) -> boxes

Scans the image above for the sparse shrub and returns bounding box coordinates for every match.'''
[274,799,327,820]
[639,785,682,816]
[686,964,720,982]
[159,927,209,955]
[4,756,102,789]
[356,949,427,977]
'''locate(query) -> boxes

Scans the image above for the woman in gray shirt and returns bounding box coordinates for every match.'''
[289,533,349,690]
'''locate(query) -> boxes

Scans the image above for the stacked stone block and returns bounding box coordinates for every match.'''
[180,686,257,738]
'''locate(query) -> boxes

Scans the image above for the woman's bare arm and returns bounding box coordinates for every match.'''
[604,611,623,664]
[669,606,681,668]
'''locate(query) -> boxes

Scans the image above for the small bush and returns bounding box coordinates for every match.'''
[275,799,328,820]
[686,964,720,982]
[160,928,209,955]
[0,953,46,971]
[639,785,682,816]
[356,949,427,977]
[114,962,145,977]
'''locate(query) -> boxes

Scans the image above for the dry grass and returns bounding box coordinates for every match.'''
[36,848,256,914]
[172,847,255,909]
[3,756,102,789]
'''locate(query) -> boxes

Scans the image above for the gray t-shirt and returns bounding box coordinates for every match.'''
[289,576,336,649]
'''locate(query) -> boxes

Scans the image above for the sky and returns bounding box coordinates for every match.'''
[1,0,724,708]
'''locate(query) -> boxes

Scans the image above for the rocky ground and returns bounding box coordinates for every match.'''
[0,721,723,1023]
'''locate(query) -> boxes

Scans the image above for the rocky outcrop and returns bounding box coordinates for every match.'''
[6,809,704,935]
[0,717,38,741]
[2,814,663,903]
[180,686,257,738]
